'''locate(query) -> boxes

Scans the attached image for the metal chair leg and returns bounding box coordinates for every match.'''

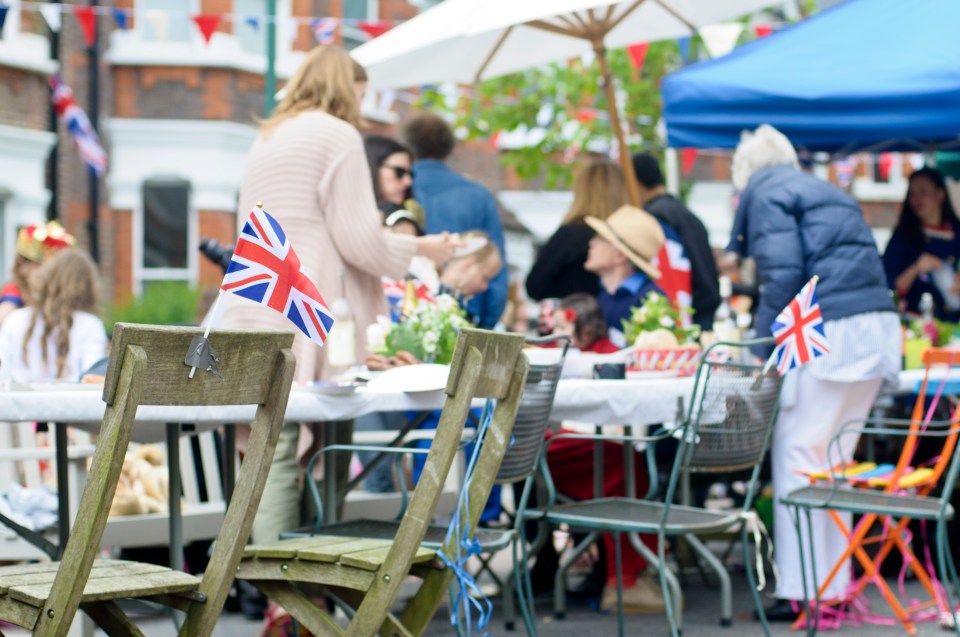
[937,521,960,637]
[554,531,599,619]
[685,533,732,626]
[513,533,539,636]
[614,532,625,637]
[632,533,684,635]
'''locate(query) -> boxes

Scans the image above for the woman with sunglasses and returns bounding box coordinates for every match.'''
[364,135,416,217]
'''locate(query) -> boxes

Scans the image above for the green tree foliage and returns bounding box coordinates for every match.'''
[421,41,682,187]
[106,281,202,332]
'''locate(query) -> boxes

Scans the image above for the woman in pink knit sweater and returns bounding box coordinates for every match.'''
[222,46,458,553]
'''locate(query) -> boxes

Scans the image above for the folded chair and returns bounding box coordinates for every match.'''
[520,339,783,637]
[781,347,960,636]
[236,328,530,636]
[0,323,296,637]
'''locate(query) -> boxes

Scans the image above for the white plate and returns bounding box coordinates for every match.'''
[366,364,450,393]
[300,381,365,396]
[626,370,679,380]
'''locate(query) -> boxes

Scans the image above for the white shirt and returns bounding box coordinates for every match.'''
[0,309,107,383]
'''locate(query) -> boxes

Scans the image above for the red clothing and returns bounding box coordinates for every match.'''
[546,431,655,586]
[582,338,619,354]
[0,282,23,308]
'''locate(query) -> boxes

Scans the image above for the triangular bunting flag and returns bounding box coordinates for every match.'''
[681,148,698,176]
[0,6,8,37]
[244,15,260,31]
[699,22,743,58]
[626,42,650,73]
[146,9,169,42]
[112,8,129,30]
[192,14,220,44]
[677,36,691,65]
[312,17,338,44]
[72,6,97,47]
[39,4,62,33]
[357,20,391,39]
[753,24,773,38]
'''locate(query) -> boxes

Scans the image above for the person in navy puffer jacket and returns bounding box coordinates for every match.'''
[728,125,900,621]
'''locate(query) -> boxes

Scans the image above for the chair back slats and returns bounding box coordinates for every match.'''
[104,323,296,406]
[496,336,570,483]
[445,329,525,399]
[686,346,783,474]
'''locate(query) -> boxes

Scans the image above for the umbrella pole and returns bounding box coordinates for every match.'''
[594,42,642,207]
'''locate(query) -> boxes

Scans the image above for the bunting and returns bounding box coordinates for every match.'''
[39,3,61,33]
[699,22,743,58]
[111,7,127,30]
[72,5,96,47]
[192,14,221,44]
[0,5,8,35]
[50,74,107,176]
[626,42,649,73]
[312,17,338,44]
[753,24,773,38]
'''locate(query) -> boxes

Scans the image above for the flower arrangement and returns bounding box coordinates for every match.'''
[368,294,468,365]
[621,292,701,347]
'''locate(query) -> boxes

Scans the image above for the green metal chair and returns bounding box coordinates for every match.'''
[519,338,783,637]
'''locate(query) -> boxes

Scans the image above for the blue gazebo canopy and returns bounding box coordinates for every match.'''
[661,0,960,152]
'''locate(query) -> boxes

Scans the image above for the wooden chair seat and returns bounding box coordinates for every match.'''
[0,559,198,608]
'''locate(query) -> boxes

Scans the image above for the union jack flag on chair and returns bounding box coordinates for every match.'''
[222,205,334,346]
[769,275,830,375]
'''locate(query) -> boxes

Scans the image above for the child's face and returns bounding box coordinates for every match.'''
[552,309,576,341]
[457,257,500,298]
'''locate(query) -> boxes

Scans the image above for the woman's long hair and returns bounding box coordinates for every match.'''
[22,249,99,378]
[262,46,361,133]
[562,159,627,225]
[363,135,413,206]
[894,166,959,251]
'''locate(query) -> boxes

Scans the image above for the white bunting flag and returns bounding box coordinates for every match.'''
[39,3,61,33]
[699,22,744,59]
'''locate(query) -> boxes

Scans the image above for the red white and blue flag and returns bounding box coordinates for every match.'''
[651,223,693,326]
[50,75,106,176]
[222,205,334,346]
[312,17,338,44]
[770,276,830,375]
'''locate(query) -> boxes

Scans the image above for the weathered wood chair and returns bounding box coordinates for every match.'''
[236,328,529,636]
[0,323,296,637]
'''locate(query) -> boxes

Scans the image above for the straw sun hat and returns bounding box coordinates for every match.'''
[585,205,665,279]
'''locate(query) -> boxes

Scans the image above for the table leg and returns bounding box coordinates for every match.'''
[55,422,70,558]
[166,423,183,572]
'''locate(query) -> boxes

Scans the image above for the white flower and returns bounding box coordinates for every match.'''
[659,316,675,329]
[422,329,439,354]
[365,316,391,352]
[436,294,459,313]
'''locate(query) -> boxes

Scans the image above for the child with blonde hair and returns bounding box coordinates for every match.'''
[0,249,106,382]
[438,230,502,311]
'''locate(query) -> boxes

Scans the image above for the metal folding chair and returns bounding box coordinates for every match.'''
[781,347,960,636]
[519,338,783,637]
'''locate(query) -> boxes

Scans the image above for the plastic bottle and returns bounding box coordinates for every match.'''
[919,292,939,345]
[713,276,740,343]
[326,268,357,371]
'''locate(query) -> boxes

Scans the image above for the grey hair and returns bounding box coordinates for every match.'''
[731,124,799,191]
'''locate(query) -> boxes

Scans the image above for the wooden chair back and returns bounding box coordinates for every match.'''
[37,323,295,636]
[349,328,528,635]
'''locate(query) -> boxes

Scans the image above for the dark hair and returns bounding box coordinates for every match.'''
[363,135,412,205]
[380,202,424,236]
[402,112,455,160]
[559,293,609,347]
[631,153,664,188]
[895,166,959,251]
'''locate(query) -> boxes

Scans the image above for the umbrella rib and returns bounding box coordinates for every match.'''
[652,0,698,33]
[527,19,586,39]
[474,25,514,84]
[607,0,650,34]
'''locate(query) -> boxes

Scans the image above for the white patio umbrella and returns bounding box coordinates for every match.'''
[352,0,777,205]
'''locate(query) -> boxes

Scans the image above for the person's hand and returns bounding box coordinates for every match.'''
[916,253,944,275]
[365,351,421,371]
[416,232,463,264]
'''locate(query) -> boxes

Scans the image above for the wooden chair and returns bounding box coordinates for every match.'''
[236,328,529,637]
[0,323,296,637]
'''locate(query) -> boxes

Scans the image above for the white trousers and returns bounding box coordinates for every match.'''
[773,369,883,601]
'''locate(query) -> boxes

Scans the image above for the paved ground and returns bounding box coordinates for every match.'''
[6,571,950,636]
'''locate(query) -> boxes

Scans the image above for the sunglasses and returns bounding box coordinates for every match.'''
[382,164,412,180]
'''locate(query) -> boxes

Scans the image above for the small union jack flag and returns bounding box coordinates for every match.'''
[50,74,106,176]
[312,17,338,44]
[222,205,334,346]
[770,276,830,375]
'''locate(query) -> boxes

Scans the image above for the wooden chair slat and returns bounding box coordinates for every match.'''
[338,545,436,572]
[298,538,393,562]
[0,560,170,590]
[11,569,199,606]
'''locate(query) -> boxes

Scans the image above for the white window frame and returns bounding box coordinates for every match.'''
[134,178,198,296]
[0,4,57,74]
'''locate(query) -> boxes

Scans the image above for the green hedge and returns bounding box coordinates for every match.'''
[105,281,202,333]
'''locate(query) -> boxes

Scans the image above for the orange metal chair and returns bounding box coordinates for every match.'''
[782,347,960,636]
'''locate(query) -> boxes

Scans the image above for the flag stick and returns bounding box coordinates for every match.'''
[188,289,224,379]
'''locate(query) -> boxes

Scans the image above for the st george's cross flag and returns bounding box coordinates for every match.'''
[221,205,334,346]
[769,275,830,375]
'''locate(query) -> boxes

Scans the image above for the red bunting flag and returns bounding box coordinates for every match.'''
[753,24,773,38]
[357,20,392,39]
[72,6,97,47]
[626,42,650,73]
[576,108,598,124]
[877,152,893,182]
[681,148,698,176]
[192,14,221,44]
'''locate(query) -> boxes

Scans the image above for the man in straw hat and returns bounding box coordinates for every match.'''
[584,205,667,345]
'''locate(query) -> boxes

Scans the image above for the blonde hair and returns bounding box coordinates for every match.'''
[562,159,628,225]
[448,231,501,272]
[731,124,799,191]
[263,46,362,133]
[22,249,99,378]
